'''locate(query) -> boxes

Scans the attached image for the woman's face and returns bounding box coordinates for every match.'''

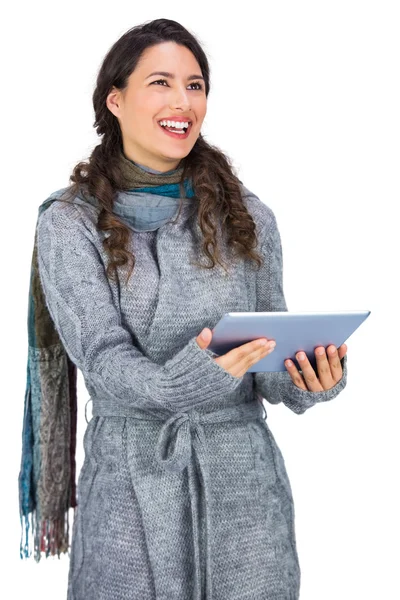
[107,41,207,172]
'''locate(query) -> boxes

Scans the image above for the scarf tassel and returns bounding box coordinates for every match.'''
[20,508,76,561]
[19,348,77,561]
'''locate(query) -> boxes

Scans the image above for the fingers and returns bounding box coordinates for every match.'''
[240,339,276,373]
[338,343,348,361]
[285,345,345,392]
[220,338,348,386]
[284,358,309,391]
[286,352,324,392]
[216,337,276,379]
[313,345,338,390]
[324,344,345,383]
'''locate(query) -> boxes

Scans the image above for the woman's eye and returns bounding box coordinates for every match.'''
[151,79,203,91]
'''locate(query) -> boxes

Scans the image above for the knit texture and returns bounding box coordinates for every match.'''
[32,173,347,599]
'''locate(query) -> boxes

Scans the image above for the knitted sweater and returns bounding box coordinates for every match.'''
[36,181,347,600]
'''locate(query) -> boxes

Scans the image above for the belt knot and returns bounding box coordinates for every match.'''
[154,409,203,473]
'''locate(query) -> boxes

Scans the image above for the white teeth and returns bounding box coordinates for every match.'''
[158,120,190,129]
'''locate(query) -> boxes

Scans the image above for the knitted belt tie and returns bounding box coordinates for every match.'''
[154,399,265,600]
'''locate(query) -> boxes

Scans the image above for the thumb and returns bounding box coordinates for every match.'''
[196,327,212,349]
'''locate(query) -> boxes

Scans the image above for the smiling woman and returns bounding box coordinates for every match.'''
[50,19,266,286]
[105,42,208,173]
[19,15,348,600]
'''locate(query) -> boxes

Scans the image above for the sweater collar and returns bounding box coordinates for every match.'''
[118,150,186,190]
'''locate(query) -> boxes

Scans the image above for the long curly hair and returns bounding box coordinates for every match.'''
[57,18,264,285]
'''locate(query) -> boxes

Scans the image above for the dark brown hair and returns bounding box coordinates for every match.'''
[58,18,264,285]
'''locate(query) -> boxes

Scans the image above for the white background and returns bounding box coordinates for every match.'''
[1,1,399,598]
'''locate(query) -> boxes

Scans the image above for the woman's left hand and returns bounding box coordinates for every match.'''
[284,344,348,392]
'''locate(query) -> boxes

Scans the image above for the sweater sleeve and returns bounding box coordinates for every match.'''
[36,202,243,413]
[253,209,348,415]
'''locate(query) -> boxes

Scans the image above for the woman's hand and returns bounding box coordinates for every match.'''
[284,344,348,392]
[196,327,276,379]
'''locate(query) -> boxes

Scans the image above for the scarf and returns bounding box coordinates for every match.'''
[18,150,195,561]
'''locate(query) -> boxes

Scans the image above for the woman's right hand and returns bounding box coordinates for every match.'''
[196,327,276,378]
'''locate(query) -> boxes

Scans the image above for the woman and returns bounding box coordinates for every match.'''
[31,18,348,600]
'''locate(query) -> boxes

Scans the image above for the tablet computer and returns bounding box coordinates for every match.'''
[208,310,371,372]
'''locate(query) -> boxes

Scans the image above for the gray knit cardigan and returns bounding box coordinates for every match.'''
[36,182,348,600]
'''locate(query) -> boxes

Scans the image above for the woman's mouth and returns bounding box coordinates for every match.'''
[157,120,192,140]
